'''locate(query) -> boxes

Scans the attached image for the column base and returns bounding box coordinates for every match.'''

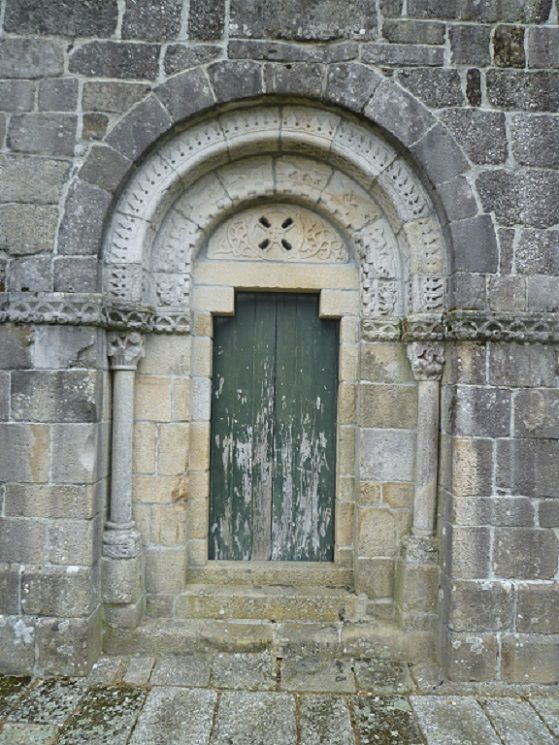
[102,527,144,630]
[395,534,439,631]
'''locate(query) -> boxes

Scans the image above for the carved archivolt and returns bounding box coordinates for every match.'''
[103,104,447,323]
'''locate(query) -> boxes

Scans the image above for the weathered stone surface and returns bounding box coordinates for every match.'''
[300,696,355,745]
[0,204,59,256]
[50,423,100,484]
[486,70,559,112]
[82,113,109,141]
[354,658,413,693]
[365,78,435,146]
[69,42,160,80]
[188,0,225,41]
[353,696,425,744]
[22,565,97,616]
[79,144,131,194]
[4,483,98,520]
[211,651,275,690]
[511,114,559,169]
[497,439,559,497]
[155,66,215,123]
[0,423,49,484]
[477,169,559,228]
[361,343,413,383]
[411,123,469,185]
[53,257,99,293]
[489,343,557,387]
[122,0,182,41]
[150,654,211,687]
[6,678,85,726]
[0,81,35,112]
[0,722,59,743]
[0,155,70,204]
[531,698,559,738]
[383,19,445,45]
[412,696,501,743]
[0,38,65,78]
[105,95,171,160]
[360,384,417,429]
[265,62,324,98]
[449,215,499,273]
[465,67,482,106]
[38,79,79,112]
[487,275,526,312]
[360,430,415,482]
[207,60,263,102]
[447,580,512,632]
[129,687,216,745]
[516,583,559,634]
[439,109,507,165]
[363,43,443,66]
[448,386,510,438]
[0,620,36,675]
[164,44,222,74]
[11,370,101,423]
[8,256,52,292]
[515,229,559,275]
[33,326,104,370]
[501,634,559,683]
[0,566,20,615]
[229,0,377,40]
[4,0,117,36]
[398,68,463,107]
[82,81,151,114]
[484,699,556,745]
[539,500,559,528]
[494,528,558,580]
[326,63,381,112]
[282,657,355,693]
[212,691,296,745]
[528,26,559,69]
[446,525,491,579]
[450,25,491,65]
[57,686,145,744]
[123,656,155,685]
[493,25,525,67]
[229,39,358,62]
[514,389,559,439]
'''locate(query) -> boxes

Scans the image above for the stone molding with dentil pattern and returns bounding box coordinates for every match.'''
[1,292,557,344]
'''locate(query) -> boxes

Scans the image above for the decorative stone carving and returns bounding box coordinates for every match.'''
[155,275,189,307]
[407,342,445,381]
[207,204,348,262]
[107,331,145,370]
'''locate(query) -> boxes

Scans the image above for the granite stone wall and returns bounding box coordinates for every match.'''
[0,0,558,681]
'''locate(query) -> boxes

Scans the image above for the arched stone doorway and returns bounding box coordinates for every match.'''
[100,101,448,650]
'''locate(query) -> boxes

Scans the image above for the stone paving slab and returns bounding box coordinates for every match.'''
[531,696,559,738]
[0,679,31,719]
[210,651,276,690]
[353,695,426,745]
[6,678,85,726]
[483,698,558,745]
[211,691,297,745]
[151,654,212,688]
[128,687,217,745]
[123,655,156,685]
[0,722,58,744]
[354,658,414,694]
[300,695,355,745]
[281,656,355,693]
[410,696,502,745]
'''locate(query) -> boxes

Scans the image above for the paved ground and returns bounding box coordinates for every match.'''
[0,653,558,744]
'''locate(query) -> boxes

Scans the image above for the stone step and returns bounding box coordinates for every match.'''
[186,562,353,588]
[174,585,367,622]
[103,617,436,665]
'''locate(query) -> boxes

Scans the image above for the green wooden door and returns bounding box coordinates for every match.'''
[209,292,338,561]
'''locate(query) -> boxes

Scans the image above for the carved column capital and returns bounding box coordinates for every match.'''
[407,341,445,381]
[108,331,145,370]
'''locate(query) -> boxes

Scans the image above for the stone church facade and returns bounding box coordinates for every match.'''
[0,0,558,684]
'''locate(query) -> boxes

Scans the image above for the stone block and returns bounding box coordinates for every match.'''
[7,114,77,157]
[493,25,525,67]
[0,204,59,256]
[361,343,413,383]
[0,326,33,369]
[450,25,491,65]
[11,370,101,423]
[48,517,100,566]
[359,429,415,482]
[365,78,435,147]
[69,41,160,79]
[487,275,526,312]
[449,215,498,273]
[0,371,8,420]
[0,423,50,483]
[82,113,109,141]
[363,43,443,66]
[8,256,52,292]
[0,616,36,674]
[397,68,463,107]
[0,38,64,78]
[498,439,559,498]
[134,474,184,504]
[491,496,535,527]
[188,0,225,40]
[528,26,559,69]
[36,611,102,677]
[489,343,557,387]
[383,19,444,45]
[229,0,376,40]
[484,699,558,745]
[0,155,70,204]
[494,528,558,580]
[396,560,438,614]
[443,632,498,682]
[156,66,215,125]
[52,257,99,292]
[264,62,323,99]
[539,500,559,528]
[4,483,99,520]
[102,555,143,605]
[82,81,151,114]
[325,63,382,113]
[105,95,172,161]
[514,389,559,439]
[207,60,263,103]
[38,79,79,112]
[527,275,559,312]
[129,688,216,745]
[164,43,222,74]
[33,325,104,370]
[383,483,413,509]
[516,229,559,275]
[152,502,188,546]
[158,423,189,476]
[228,39,358,62]
[21,565,97,617]
[50,423,100,484]
[133,422,157,474]
[449,437,493,497]
[136,375,172,421]
[502,634,559,684]
[516,583,559,634]
[0,80,35,112]
[440,108,507,165]
[511,114,559,170]
[437,176,478,221]
[444,343,486,386]
[145,547,187,593]
[360,384,417,429]
[446,525,491,579]
[448,385,510,438]
[357,506,398,558]
[122,0,182,41]
[447,580,512,632]
[487,70,559,112]
[0,565,21,614]
[79,144,132,195]
[410,123,468,185]
[355,557,394,598]
[4,0,117,35]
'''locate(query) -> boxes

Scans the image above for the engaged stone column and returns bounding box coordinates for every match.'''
[395,342,445,631]
[102,331,145,629]
[407,341,445,537]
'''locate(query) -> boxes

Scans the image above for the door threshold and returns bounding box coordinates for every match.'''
[186,561,354,588]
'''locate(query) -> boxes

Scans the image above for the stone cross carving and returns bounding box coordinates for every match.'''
[407,342,445,537]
